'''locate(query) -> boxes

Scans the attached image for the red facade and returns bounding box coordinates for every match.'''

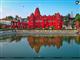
[11,20,27,29]
[27,8,64,30]
[10,8,64,30]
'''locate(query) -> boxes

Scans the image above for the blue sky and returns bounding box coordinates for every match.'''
[0,0,80,18]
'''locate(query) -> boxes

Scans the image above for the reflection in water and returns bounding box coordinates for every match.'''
[0,34,22,42]
[27,35,80,53]
[0,35,80,53]
[27,36,63,53]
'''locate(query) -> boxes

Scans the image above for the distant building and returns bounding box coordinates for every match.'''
[0,19,11,25]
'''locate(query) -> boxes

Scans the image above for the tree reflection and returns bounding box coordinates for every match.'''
[75,36,80,44]
[10,35,22,42]
[0,35,22,42]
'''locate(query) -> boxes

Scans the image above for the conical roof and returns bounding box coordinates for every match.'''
[34,8,40,17]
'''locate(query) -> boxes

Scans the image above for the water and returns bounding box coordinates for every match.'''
[0,34,80,59]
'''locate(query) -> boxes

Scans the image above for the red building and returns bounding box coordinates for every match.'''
[27,8,64,30]
[11,20,27,29]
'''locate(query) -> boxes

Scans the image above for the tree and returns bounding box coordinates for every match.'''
[6,16,14,20]
[71,19,75,29]
[63,14,70,21]
[63,14,76,29]
[63,14,71,26]
[74,14,80,30]
[75,14,80,22]
[15,15,19,21]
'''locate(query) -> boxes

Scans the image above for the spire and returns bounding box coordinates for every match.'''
[31,13,34,17]
[34,45,41,53]
[30,13,34,20]
[34,8,40,17]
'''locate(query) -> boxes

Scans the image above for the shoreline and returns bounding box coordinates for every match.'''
[0,30,79,36]
[0,30,16,36]
[16,30,79,36]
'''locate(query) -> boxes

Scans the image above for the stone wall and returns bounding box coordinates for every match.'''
[16,30,78,36]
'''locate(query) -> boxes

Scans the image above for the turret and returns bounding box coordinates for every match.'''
[34,8,40,17]
[29,13,34,20]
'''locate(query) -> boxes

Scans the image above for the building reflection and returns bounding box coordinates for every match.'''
[27,35,80,53]
[0,35,80,53]
[27,36,62,53]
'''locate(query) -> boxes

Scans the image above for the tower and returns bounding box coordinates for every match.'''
[34,8,41,17]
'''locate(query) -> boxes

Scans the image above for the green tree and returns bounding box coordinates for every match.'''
[71,19,75,29]
[74,14,80,30]
[75,14,80,22]
[6,16,14,20]
[63,14,70,26]
[15,15,19,21]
